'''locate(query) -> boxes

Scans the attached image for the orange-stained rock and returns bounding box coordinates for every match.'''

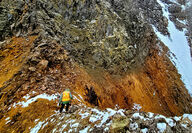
[0,36,37,88]
[58,45,192,116]
[0,37,191,120]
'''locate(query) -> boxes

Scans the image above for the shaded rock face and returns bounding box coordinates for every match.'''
[0,6,11,40]
[0,0,192,125]
[0,0,26,40]
[47,0,155,74]
[107,0,169,35]
[1,0,155,74]
[186,1,192,56]
[0,0,187,73]
[168,4,182,13]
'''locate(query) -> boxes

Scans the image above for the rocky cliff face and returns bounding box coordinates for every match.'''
[0,0,192,132]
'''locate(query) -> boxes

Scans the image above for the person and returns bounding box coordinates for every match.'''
[59,89,73,113]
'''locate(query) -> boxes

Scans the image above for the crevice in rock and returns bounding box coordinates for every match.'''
[85,85,99,106]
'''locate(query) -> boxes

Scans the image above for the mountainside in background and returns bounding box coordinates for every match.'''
[0,0,192,132]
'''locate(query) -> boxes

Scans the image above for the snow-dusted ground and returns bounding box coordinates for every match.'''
[12,92,58,108]
[79,107,125,128]
[26,103,192,133]
[154,0,192,96]
[7,91,192,133]
[28,106,127,133]
[131,112,192,133]
[141,128,148,133]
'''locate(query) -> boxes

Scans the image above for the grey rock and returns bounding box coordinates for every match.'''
[0,6,10,40]
[168,4,182,13]
[69,105,79,113]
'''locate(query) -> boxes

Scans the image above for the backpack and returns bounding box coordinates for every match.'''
[62,91,70,102]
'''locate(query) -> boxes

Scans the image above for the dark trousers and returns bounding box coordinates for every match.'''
[60,103,70,113]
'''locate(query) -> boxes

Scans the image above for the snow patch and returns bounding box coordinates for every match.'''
[98,108,116,127]
[155,114,176,127]
[169,0,179,4]
[5,117,10,121]
[176,18,186,25]
[155,115,166,119]
[5,120,11,124]
[30,121,44,133]
[89,115,100,123]
[60,124,67,132]
[73,94,84,102]
[71,123,79,128]
[34,119,39,123]
[164,118,175,127]
[148,112,154,118]
[5,117,11,124]
[141,128,148,133]
[157,123,167,133]
[91,108,105,116]
[13,93,58,108]
[78,94,84,101]
[79,112,90,119]
[79,126,90,133]
[133,103,142,111]
[104,127,109,132]
[68,129,73,132]
[90,20,96,24]
[132,113,145,120]
[23,94,30,100]
[42,122,48,129]
[181,124,187,128]
[155,0,192,96]
[52,128,57,133]
[84,108,125,127]
[183,114,192,121]
[174,116,181,121]
[130,122,138,130]
[116,109,125,116]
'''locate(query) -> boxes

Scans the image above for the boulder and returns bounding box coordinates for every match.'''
[29,67,36,72]
[168,4,182,13]
[110,116,130,133]
[37,60,49,70]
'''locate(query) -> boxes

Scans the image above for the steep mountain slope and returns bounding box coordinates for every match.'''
[0,0,192,132]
